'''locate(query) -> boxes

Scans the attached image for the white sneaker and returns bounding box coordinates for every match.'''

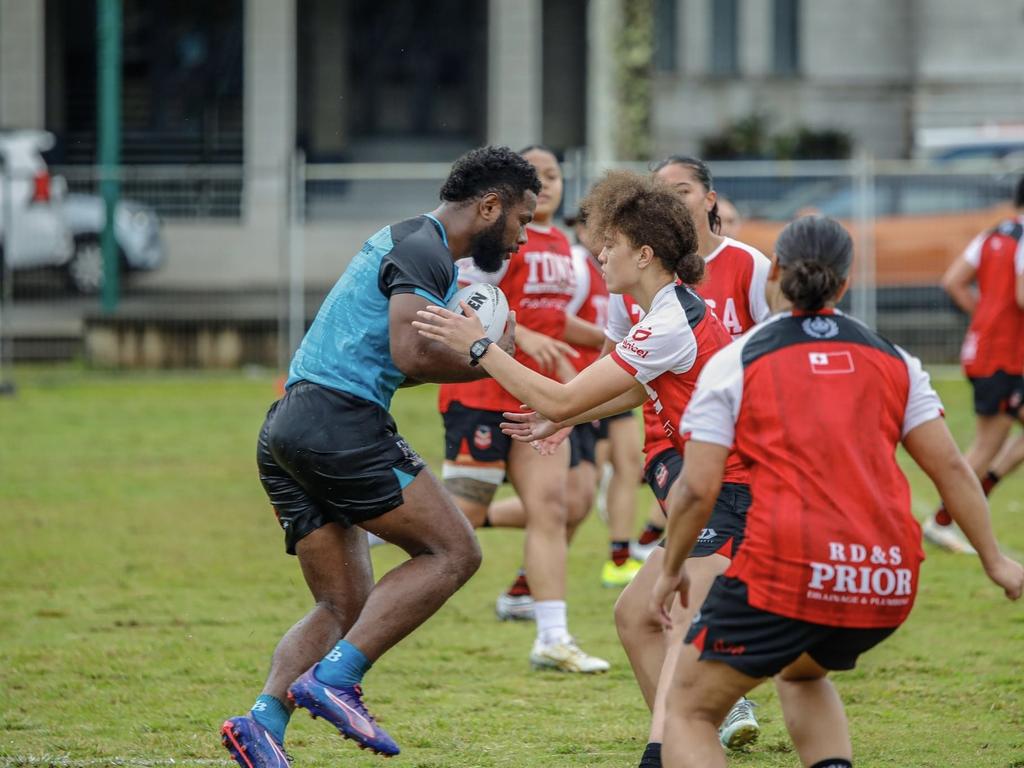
[922,514,977,554]
[495,592,536,621]
[630,538,660,563]
[530,638,610,673]
[719,697,759,750]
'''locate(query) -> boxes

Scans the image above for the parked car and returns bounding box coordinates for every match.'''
[59,193,165,294]
[1,128,165,294]
[0,130,74,277]
[740,175,1016,285]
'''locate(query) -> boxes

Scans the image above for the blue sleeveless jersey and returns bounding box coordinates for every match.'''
[286,214,459,409]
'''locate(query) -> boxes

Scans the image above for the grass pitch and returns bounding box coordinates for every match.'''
[1,366,1022,767]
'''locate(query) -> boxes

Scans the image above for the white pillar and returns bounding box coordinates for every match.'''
[487,0,542,148]
[587,0,620,166]
[740,0,771,77]
[244,0,296,224]
[0,0,46,129]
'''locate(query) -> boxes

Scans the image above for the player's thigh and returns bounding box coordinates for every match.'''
[608,414,643,470]
[362,468,479,561]
[441,404,506,525]
[507,437,570,523]
[666,641,761,723]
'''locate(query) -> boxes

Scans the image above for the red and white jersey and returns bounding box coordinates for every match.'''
[960,216,1024,378]
[610,283,748,484]
[566,244,609,370]
[606,293,672,464]
[698,237,771,338]
[682,310,944,628]
[439,224,577,413]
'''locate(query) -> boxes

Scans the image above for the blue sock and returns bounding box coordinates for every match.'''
[250,694,289,745]
[314,639,372,687]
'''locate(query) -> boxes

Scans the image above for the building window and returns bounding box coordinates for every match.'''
[710,0,738,76]
[772,0,800,75]
[653,0,677,72]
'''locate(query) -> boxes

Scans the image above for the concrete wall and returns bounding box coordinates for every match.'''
[0,0,45,129]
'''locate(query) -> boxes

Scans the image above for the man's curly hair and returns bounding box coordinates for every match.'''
[581,171,703,285]
[440,146,541,205]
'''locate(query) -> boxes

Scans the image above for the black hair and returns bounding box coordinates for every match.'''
[1015,176,1024,208]
[651,154,722,234]
[440,145,542,205]
[775,216,854,312]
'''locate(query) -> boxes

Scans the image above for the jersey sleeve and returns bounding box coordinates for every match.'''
[898,346,945,437]
[379,240,456,304]
[605,293,633,342]
[961,233,985,269]
[747,250,772,322]
[680,340,745,448]
[453,257,509,287]
[610,318,697,384]
[565,245,592,316]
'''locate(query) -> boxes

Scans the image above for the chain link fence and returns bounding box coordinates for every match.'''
[1,156,1020,377]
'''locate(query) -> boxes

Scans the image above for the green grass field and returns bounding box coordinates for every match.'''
[1,365,1022,767]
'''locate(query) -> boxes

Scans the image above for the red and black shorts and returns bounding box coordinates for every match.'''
[969,371,1024,418]
[257,381,426,555]
[643,448,748,559]
[685,575,898,679]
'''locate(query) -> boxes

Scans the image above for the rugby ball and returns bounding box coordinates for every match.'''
[446,282,510,342]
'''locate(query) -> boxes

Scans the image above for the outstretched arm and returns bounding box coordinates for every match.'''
[903,417,1023,600]
[414,304,636,421]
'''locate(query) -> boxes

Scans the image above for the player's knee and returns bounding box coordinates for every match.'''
[614,582,655,637]
[446,531,483,586]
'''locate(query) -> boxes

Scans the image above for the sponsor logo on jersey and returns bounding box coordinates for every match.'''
[473,426,492,451]
[801,316,839,339]
[808,350,855,375]
[806,541,913,604]
[619,338,649,358]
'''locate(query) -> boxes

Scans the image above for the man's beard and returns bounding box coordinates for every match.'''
[470,214,509,273]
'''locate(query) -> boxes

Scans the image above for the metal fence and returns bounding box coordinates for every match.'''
[1,156,1020,377]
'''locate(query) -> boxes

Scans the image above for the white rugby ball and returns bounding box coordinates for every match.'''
[446,282,510,342]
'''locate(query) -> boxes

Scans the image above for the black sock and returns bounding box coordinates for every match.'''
[810,760,852,768]
[638,742,661,768]
[481,514,493,528]
[982,470,1000,495]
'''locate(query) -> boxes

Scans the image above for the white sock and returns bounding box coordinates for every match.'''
[534,600,570,645]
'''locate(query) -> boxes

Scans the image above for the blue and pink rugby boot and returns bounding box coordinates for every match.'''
[288,666,400,756]
[220,715,291,768]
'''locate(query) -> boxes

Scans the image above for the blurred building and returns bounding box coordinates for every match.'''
[652,0,1024,159]
[0,0,1022,292]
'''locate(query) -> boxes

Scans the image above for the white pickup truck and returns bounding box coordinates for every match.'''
[0,130,74,282]
[0,129,165,294]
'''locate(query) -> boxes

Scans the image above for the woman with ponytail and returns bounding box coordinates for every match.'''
[654,215,1023,768]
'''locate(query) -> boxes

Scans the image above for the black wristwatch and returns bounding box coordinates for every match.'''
[469,337,493,366]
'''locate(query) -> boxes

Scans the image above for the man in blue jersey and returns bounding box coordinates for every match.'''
[221,146,539,767]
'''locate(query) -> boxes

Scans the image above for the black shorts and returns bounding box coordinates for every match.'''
[569,421,600,467]
[644,447,682,509]
[685,576,898,679]
[257,381,426,555]
[644,449,749,559]
[969,372,1024,417]
[596,409,636,440]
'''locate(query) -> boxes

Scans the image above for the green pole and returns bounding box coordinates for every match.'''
[98,0,122,312]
